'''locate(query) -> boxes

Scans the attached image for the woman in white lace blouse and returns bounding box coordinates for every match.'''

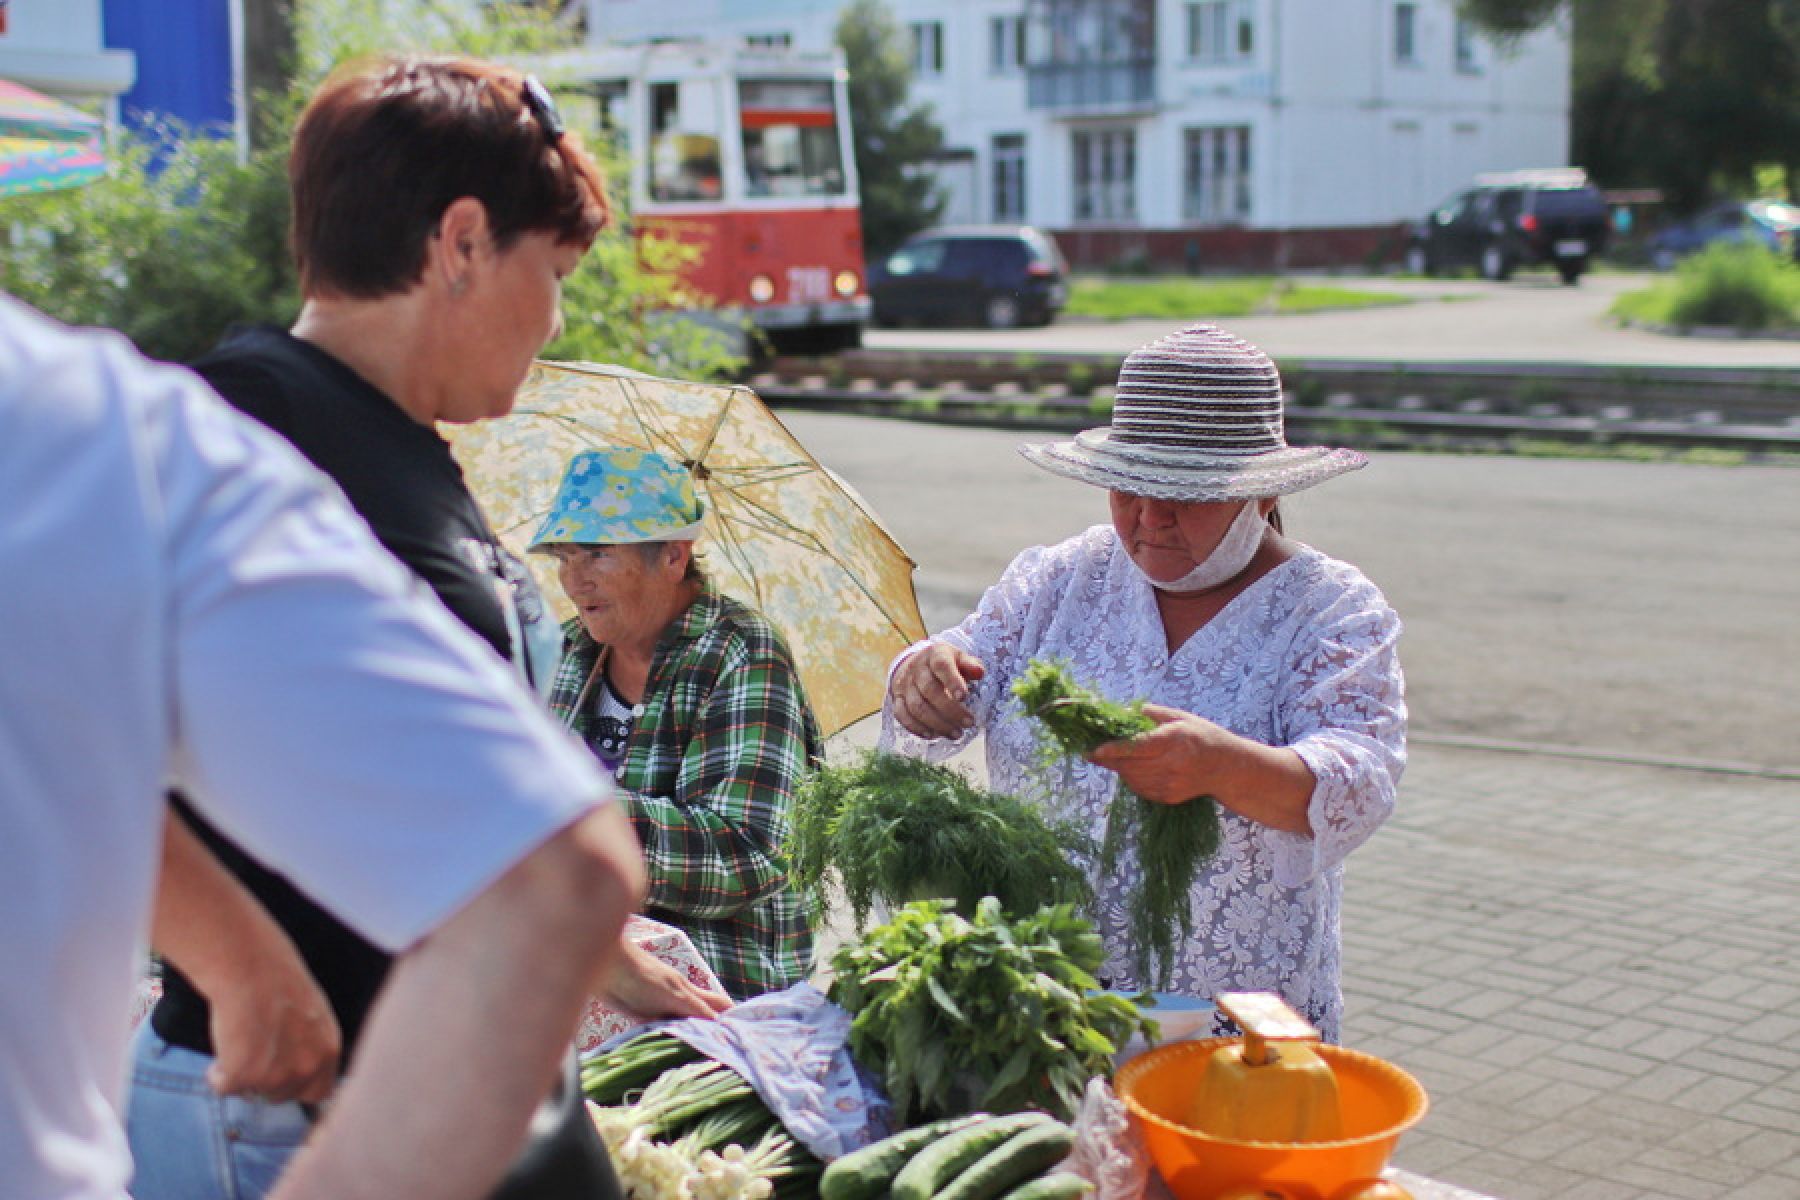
[880,323,1405,1041]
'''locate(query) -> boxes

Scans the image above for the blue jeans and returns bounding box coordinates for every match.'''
[125,1023,313,1200]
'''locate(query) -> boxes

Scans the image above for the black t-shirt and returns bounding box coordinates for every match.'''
[152,325,555,1059]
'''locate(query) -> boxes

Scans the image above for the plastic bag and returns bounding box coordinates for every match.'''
[1066,1075,1153,1200]
[589,982,889,1161]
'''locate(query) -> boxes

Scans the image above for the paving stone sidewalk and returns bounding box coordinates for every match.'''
[1346,743,1800,1200]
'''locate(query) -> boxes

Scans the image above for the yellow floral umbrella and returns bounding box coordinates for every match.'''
[444,359,926,737]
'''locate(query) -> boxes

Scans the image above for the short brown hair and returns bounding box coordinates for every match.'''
[290,55,612,298]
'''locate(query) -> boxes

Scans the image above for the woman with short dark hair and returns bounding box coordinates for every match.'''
[125,55,721,1200]
[289,55,611,299]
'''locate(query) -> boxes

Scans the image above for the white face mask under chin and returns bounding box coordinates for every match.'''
[1140,500,1268,594]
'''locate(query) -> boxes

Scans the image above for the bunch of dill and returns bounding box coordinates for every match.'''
[1011,657,1222,989]
[786,750,1095,932]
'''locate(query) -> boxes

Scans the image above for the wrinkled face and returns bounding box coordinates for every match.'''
[548,542,685,649]
[445,232,585,424]
[1109,492,1257,583]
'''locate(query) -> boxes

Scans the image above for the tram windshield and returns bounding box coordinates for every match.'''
[737,79,846,199]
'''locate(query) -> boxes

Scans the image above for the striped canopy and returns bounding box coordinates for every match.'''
[0,79,104,198]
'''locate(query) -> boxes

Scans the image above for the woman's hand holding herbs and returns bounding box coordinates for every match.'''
[1089,703,1318,836]
[890,641,986,739]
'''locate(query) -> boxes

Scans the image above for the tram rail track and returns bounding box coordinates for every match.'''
[754,350,1800,455]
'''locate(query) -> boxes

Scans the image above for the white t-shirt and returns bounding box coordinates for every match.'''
[0,298,612,1200]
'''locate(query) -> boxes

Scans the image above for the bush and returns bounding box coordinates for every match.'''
[1665,243,1800,331]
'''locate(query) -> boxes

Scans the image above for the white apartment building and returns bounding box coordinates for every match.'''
[588,0,1572,268]
[0,1,135,104]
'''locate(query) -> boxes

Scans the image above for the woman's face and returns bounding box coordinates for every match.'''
[1109,491,1259,582]
[551,542,686,651]
[442,231,586,424]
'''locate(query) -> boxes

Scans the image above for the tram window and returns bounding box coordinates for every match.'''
[650,80,723,202]
[738,79,846,199]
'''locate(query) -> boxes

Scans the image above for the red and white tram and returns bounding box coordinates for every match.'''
[537,41,868,353]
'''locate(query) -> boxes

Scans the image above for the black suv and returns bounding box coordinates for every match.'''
[869,226,1070,328]
[1406,169,1611,284]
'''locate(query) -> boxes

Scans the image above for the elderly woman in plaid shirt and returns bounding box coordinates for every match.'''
[531,446,821,999]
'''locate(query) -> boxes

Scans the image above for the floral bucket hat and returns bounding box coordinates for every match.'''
[527,446,706,549]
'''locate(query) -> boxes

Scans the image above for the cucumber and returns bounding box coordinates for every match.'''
[891,1113,1055,1200]
[993,1172,1094,1200]
[818,1115,990,1200]
[931,1120,1077,1200]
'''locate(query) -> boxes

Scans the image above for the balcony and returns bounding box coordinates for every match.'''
[1026,58,1157,115]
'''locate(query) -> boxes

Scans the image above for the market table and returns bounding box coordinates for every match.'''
[130,928,1502,1200]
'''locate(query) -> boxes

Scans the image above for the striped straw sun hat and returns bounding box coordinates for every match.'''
[1018,323,1367,501]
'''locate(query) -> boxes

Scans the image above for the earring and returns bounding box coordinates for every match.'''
[449,275,467,297]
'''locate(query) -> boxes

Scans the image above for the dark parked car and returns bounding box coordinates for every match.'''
[1645,199,1800,269]
[1406,169,1611,284]
[869,226,1070,329]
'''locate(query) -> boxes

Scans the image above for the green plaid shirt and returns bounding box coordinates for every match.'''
[547,586,820,998]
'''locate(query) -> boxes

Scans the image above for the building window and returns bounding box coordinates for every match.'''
[744,33,793,50]
[992,133,1026,221]
[1072,128,1135,222]
[910,21,945,78]
[1453,17,1482,72]
[1394,3,1419,64]
[1183,125,1251,223]
[1188,2,1225,61]
[1186,1,1253,62]
[989,15,1027,73]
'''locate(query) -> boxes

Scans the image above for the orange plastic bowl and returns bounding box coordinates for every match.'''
[1116,1038,1428,1200]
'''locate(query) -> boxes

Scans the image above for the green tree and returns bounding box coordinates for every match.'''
[1561,0,1664,195]
[0,124,296,362]
[0,0,737,377]
[1458,0,1800,208]
[835,0,946,258]
[1651,0,1800,206]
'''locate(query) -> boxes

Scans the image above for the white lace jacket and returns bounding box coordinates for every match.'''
[879,525,1406,1040]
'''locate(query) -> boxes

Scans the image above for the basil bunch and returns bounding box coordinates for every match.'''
[829,899,1156,1126]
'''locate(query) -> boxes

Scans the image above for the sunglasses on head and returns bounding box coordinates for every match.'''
[520,74,565,145]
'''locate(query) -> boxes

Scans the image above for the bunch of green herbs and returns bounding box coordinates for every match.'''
[828,898,1156,1125]
[787,751,1094,930]
[1011,658,1222,990]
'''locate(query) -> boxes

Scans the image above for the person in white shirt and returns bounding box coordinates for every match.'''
[0,292,646,1200]
[882,323,1406,1041]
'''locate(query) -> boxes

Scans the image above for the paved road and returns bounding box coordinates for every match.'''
[788,411,1800,774]
[868,273,1800,369]
[783,410,1800,1200]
